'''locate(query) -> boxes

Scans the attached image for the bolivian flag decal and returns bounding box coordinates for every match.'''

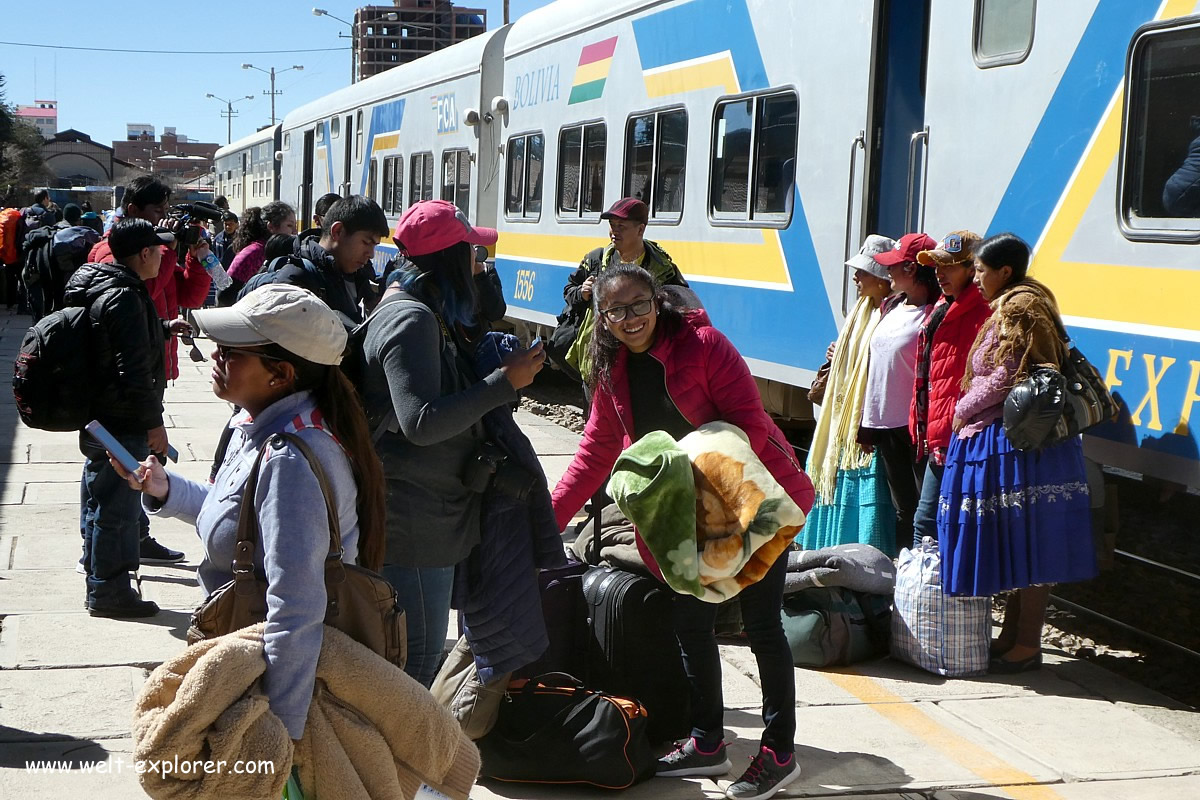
[568,37,618,104]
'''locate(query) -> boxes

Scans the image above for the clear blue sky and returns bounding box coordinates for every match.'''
[0,0,552,148]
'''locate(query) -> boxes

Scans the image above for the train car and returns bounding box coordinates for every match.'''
[486,0,1200,488]
[277,26,508,268]
[212,124,282,217]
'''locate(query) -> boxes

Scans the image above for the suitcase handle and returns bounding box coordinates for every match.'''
[512,672,588,695]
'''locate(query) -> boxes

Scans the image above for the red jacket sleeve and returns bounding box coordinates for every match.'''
[701,328,773,454]
[175,249,213,310]
[551,389,626,531]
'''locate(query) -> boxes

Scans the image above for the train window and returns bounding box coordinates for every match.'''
[410,152,434,206]
[441,149,471,214]
[1120,20,1200,241]
[283,132,291,150]
[623,109,687,223]
[368,158,379,203]
[710,91,798,225]
[506,132,544,220]
[973,0,1036,67]
[356,110,364,163]
[558,122,607,218]
[391,156,404,213]
[331,117,341,138]
[382,157,394,213]
[316,124,325,146]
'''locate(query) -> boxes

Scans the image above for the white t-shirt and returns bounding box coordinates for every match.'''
[861,301,928,430]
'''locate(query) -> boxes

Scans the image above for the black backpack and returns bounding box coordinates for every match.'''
[20,226,55,291]
[239,254,324,302]
[13,297,101,431]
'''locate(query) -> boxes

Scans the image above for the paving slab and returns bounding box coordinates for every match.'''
[0,532,83,569]
[20,482,81,505]
[0,667,144,741]
[537,455,576,487]
[0,503,81,536]
[0,611,191,669]
[0,567,201,613]
[939,695,1200,780]
[519,425,582,456]
[935,775,1200,799]
[0,443,30,464]
[0,737,143,800]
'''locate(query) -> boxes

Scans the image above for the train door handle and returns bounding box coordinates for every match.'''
[842,130,867,314]
[905,126,930,233]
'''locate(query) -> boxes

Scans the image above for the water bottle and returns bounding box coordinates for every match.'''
[200,250,232,291]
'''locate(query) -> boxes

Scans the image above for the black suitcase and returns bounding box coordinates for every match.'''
[581,566,691,744]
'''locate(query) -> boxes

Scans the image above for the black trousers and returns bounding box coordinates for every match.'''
[871,426,925,554]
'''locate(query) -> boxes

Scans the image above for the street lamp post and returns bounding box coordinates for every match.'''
[205,93,254,145]
[241,64,303,126]
[313,7,399,84]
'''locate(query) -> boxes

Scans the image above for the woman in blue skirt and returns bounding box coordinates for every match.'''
[938,233,1097,673]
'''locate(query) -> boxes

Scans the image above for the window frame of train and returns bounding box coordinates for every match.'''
[622,107,687,226]
[1118,16,1200,243]
[355,110,365,164]
[556,120,607,223]
[381,154,405,215]
[972,0,1036,68]
[409,151,435,206]
[368,158,379,204]
[331,117,341,139]
[709,89,799,228]
[505,131,545,222]
[441,148,472,214]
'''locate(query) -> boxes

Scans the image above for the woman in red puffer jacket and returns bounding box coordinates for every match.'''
[551,264,813,799]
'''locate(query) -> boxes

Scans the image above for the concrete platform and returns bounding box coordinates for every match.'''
[1,306,1198,800]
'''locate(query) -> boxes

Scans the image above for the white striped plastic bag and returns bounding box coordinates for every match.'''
[889,538,989,677]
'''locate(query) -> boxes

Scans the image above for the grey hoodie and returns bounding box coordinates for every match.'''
[147,390,360,739]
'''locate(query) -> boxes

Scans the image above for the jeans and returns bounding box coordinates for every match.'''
[80,434,149,600]
[911,460,945,549]
[381,564,456,688]
[872,427,926,554]
[671,552,795,754]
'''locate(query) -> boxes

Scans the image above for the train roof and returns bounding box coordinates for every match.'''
[504,0,660,56]
[282,27,507,130]
[214,124,280,159]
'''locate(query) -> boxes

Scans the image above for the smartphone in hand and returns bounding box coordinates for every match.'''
[529,335,543,349]
[85,420,141,475]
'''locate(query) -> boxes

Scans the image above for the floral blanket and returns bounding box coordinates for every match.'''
[607,422,806,602]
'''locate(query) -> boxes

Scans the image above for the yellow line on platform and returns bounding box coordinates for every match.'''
[822,670,1064,800]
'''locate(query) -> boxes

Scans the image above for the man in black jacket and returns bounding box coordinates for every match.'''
[242,195,388,328]
[67,219,175,618]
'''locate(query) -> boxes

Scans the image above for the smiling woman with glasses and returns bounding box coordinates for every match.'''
[550,263,815,796]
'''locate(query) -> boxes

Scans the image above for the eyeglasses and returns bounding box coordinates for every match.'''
[179,334,207,363]
[215,345,286,362]
[599,297,654,323]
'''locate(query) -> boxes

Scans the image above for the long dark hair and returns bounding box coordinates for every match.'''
[232,201,293,254]
[261,345,387,571]
[587,263,685,392]
[976,232,1031,290]
[389,240,479,328]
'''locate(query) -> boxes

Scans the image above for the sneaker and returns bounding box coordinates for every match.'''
[656,737,731,778]
[88,588,159,618]
[725,746,801,800]
[75,560,87,575]
[139,535,185,565]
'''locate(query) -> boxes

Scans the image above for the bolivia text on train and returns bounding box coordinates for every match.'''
[25,757,276,776]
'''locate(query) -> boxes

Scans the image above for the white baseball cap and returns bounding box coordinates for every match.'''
[845,234,897,279]
[192,284,348,366]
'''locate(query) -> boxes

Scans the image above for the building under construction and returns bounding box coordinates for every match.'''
[355,0,487,80]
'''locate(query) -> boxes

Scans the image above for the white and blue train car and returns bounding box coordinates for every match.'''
[226,0,1200,488]
[277,27,508,270]
[213,124,281,217]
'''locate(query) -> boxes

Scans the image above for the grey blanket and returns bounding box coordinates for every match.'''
[784,543,895,595]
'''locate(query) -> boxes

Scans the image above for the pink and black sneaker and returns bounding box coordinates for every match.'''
[725,745,801,799]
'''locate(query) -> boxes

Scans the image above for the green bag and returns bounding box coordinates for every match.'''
[781,587,892,667]
[282,767,306,800]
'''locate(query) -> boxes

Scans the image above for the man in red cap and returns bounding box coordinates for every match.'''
[554,197,687,382]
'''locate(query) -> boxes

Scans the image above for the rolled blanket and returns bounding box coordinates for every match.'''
[784,543,896,596]
[609,422,806,602]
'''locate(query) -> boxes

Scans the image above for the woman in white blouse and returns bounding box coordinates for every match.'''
[858,233,940,553]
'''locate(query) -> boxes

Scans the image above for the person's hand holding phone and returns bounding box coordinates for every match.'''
[147,425,169,456]
[501,339,545,390]
[111,454,170,500]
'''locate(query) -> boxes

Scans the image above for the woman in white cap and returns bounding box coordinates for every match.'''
[362,199,546,687]
[801,234,898,554]
[115,283,386,742]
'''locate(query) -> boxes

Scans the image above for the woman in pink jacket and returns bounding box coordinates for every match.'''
[551,264,813,800]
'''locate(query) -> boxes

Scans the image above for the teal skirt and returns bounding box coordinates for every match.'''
[798,457,897,557]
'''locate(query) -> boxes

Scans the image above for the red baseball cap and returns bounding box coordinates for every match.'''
[600,197,649,225]
[392,200,498,257]
[873,232,939,266]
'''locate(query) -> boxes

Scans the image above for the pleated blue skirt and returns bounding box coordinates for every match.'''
[937,420,1097,597]
[798,456,897,556]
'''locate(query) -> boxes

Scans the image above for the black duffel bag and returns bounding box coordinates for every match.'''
[478,673,656,789]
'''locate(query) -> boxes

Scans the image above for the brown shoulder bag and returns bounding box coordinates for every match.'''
[187,433,407,670]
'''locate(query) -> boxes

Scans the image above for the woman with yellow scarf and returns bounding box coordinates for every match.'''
[801,236,897,553]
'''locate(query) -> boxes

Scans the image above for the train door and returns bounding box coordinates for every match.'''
[301,129,315,226]
[342,113,353,196]
[865,0,931,240]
